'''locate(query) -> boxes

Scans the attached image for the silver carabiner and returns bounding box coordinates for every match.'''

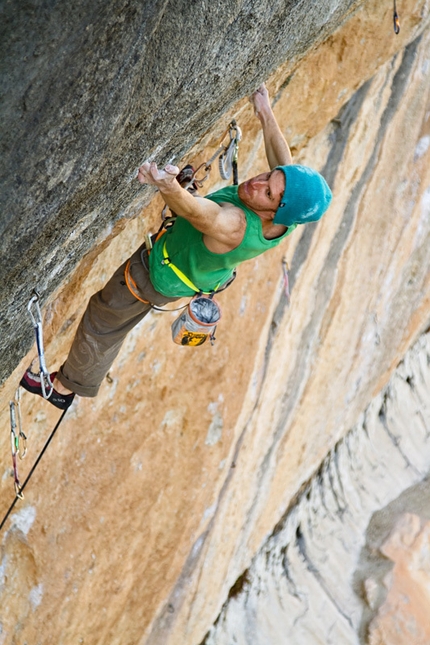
[218,121,242,181]
[27,291,54,399]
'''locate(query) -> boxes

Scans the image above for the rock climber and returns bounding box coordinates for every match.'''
[21,84,332,410]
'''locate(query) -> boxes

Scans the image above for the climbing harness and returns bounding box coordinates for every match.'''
[124,249,188,313]
[27,290,54,399]
[125,119,242,336]
[155,120,242,300]
[124,258,151,305]
[393,0,400,34]
[9,389,26,499]
[282,258,291,306]
[171,295,222,346]
[161,239,223,295]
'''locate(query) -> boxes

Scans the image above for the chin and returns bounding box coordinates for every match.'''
[237,182,251,206]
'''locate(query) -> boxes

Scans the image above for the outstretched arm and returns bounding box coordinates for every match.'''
[137,162,245,248]
[251,84,292,169]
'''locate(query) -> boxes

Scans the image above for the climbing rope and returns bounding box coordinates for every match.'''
[0,291,70,533]
[0,409,68,532]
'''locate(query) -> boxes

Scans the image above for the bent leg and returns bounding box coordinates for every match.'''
[57,245,178,397]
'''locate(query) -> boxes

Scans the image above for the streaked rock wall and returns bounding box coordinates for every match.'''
[0,0,363,385]
[202,331,430,645]
[0,2,429,644]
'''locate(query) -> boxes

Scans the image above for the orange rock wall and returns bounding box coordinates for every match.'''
[1,2,429,644]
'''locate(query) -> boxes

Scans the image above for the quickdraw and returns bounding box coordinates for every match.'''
[393,0,400,34]
[188,119,242,189]
[1,408,68,532]
[9,389,26,499]
[0,294,71,532]
[282,258,291,306]
[27,290,54,399]
[218,120,241,184]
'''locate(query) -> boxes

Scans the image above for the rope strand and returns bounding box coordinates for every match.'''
[0,408,68,533]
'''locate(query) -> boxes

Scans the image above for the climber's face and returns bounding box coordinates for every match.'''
[238,170,285,220]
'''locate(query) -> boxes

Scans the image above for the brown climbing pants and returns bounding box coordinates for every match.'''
[57,244,180,397]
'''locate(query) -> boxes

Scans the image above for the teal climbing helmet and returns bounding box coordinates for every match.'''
[274,164,332,227]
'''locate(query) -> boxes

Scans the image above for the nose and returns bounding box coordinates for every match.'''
[251,176,266,188]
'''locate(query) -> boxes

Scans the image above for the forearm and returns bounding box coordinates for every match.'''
[137,162,244,247]
[259,108,292,168]
[158,181,212,225]
[251,84,292,168]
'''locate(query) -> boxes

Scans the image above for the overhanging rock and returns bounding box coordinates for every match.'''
[0,0,363,385]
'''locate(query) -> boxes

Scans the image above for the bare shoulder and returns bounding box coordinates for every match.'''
[217,200,246,221]
[202,202,247,253]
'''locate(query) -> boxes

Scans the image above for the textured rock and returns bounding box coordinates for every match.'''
[0,0,363,385]
[0,2,429,645]
[202,332,430,645]
[368,513,430,645]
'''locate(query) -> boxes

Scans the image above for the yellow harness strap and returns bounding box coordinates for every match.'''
[162,240,219,294]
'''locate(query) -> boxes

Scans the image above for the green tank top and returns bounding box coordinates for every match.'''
[148,185,297,297]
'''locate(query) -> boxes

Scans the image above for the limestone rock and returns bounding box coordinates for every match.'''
[0,0,363,385]
[202,333,430,645]
[0,2,429,644]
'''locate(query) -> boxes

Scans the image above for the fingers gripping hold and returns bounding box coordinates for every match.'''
[137,162,180,187]
[250,83,270,120]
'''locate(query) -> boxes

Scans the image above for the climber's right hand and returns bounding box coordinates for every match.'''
[137,162,180,192]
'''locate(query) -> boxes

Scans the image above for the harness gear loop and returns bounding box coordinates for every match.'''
[27,291,54,399]
[124,241,188,313]
[124,259,151,304]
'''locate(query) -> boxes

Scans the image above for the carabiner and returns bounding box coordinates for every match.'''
[282,258,291,305]
[192,162,212,186]
[10,398,25,499]
[219,120,242,182]
[27,291,54,399]
[10,390,27,459]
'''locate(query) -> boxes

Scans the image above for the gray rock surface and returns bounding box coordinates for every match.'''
[201,331,430,645]
[0,0,363,385]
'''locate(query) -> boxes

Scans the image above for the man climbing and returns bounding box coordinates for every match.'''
[21,84,332,409]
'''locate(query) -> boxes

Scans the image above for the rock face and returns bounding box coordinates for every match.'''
[0,0,362,386]
[202,332,430,645]
[1,1,430,645]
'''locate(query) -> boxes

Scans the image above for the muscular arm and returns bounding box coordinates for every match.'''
[251,84,292,168]
[137,162,245,249]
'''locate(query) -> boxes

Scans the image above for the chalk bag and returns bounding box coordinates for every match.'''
[171,295,222,346]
